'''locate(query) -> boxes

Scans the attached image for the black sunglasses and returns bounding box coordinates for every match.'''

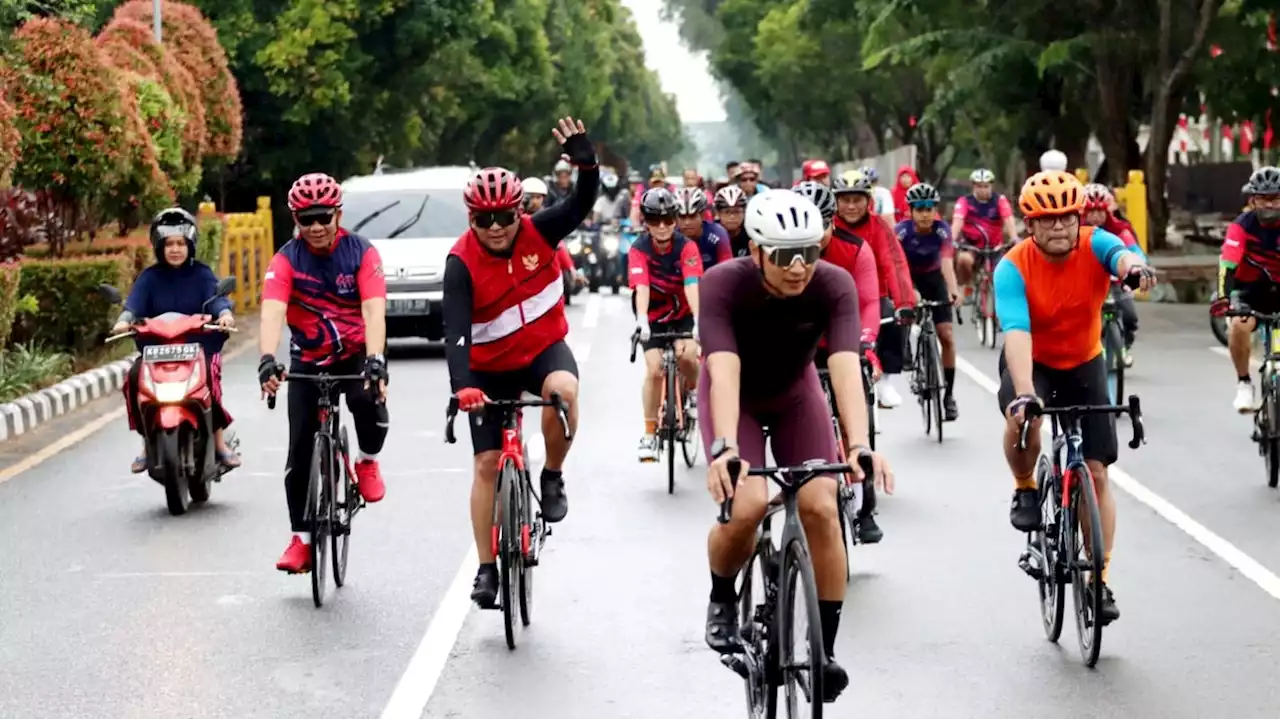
[472,210,519,229]
[760,244,821,268]
[295,211,334,227]
[644,214,676,227]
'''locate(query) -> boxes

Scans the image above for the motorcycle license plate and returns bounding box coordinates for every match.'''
[143,343,200,362]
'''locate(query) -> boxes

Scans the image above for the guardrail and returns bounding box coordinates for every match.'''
[198,197,274,314]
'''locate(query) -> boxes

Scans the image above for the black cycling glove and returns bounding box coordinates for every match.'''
[257,354,280,386]
[363,354,389,386]
[561,131,597,168]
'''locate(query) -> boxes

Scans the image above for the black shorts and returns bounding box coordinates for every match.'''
[996,352,1118,466]
[466,341,579,455]
[641,316,695,352]
[1236,279,1280,315]
[911,268,953,324]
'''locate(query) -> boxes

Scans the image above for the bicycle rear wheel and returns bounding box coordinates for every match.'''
[332,426,352,587]
[931,345,944,444]
[1103,319,1124,404]
[1262,379,1280,488]
[979,280,998,349]
[1069,466,1106,667]
[777,537,824,717]
[307,434,331,608]
[737,539,779,717]
[1032,457,1065,642]
[914,335,933,436]
[681,389,698,468]
[665,363,678,494]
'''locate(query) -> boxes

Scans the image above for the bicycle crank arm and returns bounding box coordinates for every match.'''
[719,653,751,679]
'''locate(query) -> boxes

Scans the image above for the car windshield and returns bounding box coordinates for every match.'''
[342,188,470,238]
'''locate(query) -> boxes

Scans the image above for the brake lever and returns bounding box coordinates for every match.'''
[717,458,742,525]
[1126,394,1145,449]
[629,330,640,363]
[444,396,459,444]
[549,392,573,441]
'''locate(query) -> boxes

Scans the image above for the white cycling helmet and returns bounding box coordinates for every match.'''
[554,159,572,174]
[744,190,824,248]
[521,177,548,196]
[970,168,995,183]
[1039,150,1068,172]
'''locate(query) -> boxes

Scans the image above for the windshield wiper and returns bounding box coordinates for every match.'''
[384,194,431,239]
[350,200,401,234]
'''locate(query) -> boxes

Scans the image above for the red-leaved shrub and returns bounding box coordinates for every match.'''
[0,94,20,181]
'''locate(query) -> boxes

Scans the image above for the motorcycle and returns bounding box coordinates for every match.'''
[568,223,622,294]
[98,277,239,516]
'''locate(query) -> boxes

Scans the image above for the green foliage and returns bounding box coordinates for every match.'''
[196,216,221,268]
[0,342,73,403]
[0,262,18,350]
[24,235,154,280]
[9,253,133,355]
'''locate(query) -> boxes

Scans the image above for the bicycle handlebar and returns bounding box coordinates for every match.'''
[265,371,366,410]
[716,455,873,524]
[1225,306,1280,324]
[443,392,573,445]
[1016,394,1145,452]
[629,329,696,363]
[955,243,1010,255]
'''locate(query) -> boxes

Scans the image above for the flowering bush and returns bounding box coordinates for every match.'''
[103,71,176,232]
[1,17,131,237]
[0,94,20,181]
[111,1,243,162]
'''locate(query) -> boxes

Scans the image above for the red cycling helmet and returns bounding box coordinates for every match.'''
[464,167,524,211]
[288,173,343,211]
[1082,182,1114,212]
[802,159,831,180]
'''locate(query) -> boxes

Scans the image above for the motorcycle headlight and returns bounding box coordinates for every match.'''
[568,239,582,254]
[602,236,619,253]
[154,381,191,403]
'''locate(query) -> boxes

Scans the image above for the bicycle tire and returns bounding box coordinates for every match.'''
[332,425,352,588]
[931,341,944,444]
[915,335,932,435]
[1033,456,1065,642]
[980,280,998,349]
[777,538,825,717]
[737,540,779,716]
[666,360,678,494]
[1209,292,1229,347]
[1103,319,1124,404]
[1069,466,1106,667]
[308,433,331,608]
[1264,382,1280,488]
[681,390,698,468]
[517,465,535,627]
[861,364,877,451]
[498,460,521,649]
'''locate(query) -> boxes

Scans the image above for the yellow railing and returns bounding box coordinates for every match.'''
[1076,168,1149,254]
[199,197,275,314]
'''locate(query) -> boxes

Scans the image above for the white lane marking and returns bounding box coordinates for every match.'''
[583,293,602,328]
[379,545,479,719]
[93,571,266,578]
[574,342,592,364]
[954,354,1280,601]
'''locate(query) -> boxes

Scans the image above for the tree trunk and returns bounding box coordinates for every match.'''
[1093,43,1141,184]
[1146,0,1223,251]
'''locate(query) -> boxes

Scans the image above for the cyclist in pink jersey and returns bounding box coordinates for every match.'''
[950,168,1018,291]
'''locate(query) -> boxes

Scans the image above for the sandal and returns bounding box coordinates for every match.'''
[216,449,242,468]
[130,456,147,474]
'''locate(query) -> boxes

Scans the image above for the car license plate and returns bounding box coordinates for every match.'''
[388,299,430,316]
[143,343,200,362]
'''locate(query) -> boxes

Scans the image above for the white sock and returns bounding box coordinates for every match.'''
[293,532,311,544]
[357,451,377,462]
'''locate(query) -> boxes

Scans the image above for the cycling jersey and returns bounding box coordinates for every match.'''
[627,233,703,323]
[952,194,1012,248]
[821,226,881,344]
[833,214,914,310]
[872,185,895,218]
[688,220,733,269]
[895,219,954,273]
[726,227,750,257]
[1220,210,1280,294]
[994,227,1130,369]
[262,230,386,365]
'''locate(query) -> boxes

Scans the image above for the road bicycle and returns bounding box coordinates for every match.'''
[1100,291,1126,404]
[817,356,882,580]
[445,392,571,649]
[1016,395,1145,667]
[630,330,698,493]
[957,240,1008,349]
[907,299,954,443]
[718,455,871,718]
[268,372,368,608]
[1225,304,1280,487]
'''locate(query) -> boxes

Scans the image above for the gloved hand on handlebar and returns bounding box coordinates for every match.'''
[636,318,651,342]
[894,306,916,325]
[455,387,489,412]
[860,341,882,380]
[1210,294,1232,318]
[363,354,389,401]
[1125,264,1158,292]
[258,354,283,398]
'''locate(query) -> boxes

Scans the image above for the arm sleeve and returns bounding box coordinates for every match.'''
[997,195,1014,219]
[199,266,233,317]
[356,245,388,299]
[951,196,970,223]
[1089,228,1129,276]
[938,223,955,258]
[824,267,862,354]
[262,252,295,303]
[680,241,704,284]
[123,268,151,317]
[697,267,738,355]
[442,256,476,391]
[853,244,880,343]
[627,247,649,288]
[531,167,601,246]
[993,259,1030,333]
[1221,221,1248,267]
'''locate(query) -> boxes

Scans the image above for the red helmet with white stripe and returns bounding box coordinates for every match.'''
[288,173,343,211]
[802,159,831,180]
[464,167,524,211]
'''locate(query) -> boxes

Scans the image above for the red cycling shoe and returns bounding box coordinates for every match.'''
[354,459,386,502]
[275,536,311,573]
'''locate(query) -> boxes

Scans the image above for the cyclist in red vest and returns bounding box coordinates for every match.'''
[443,117,599,609]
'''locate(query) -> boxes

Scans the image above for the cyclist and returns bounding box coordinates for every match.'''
[1214,165,1280,412]
[714,185,750,257]
[675,186,732,270]
[861,165,897,226]
[522,177,549,212]
[994,170,1156,624]
[700,190,893,703]
[802,158,832,186]
[1083,183,1146,367]
[950,169,1018,293]
[1039,149,1068,173]
[444,117,597,609]
[899,182,962,420]
[735,161,765,196]
[547,158,574,207]
[114,208,239,474]
[258,172,391,574]
[890,165,920,224]
[629,187,704,462]
[833,175,915,409]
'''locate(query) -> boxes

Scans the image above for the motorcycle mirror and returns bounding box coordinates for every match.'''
[96,283,122,305]
[214,276,237,297]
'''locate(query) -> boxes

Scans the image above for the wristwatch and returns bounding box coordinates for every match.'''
[710,437,736,460]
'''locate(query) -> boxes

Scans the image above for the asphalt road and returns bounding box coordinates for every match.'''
[2,295,1280,718]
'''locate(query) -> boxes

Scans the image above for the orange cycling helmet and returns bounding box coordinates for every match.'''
[1019,171,1084,218]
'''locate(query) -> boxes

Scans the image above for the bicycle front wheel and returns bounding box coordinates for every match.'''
[681,390,698,468]
[737,540,778,717]
[307,433,331,608]
[498,460,522,649]
[1069,466,1106,667]
[666,362,678,494]
[914,335,933,435]
[332,426,352,588]
[1262,379,1280,488]
[1103,319,1124,404]
[777,538,825,717]
[1033,456,1065,642]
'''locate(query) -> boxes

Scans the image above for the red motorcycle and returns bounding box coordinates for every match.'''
[100,277,238,515]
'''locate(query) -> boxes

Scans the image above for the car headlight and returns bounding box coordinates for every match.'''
[602,235,619,253]
[568,239,582,254]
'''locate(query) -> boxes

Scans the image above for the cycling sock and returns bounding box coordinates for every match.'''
[944,367,956,395]
[1014,474,1036,491]
[1239,375,1252,384]
[541,468,562,483]
[478,562,497,576]
[293,532,311,544]
[709,571,737,603]
[357,451,378,462]
[644,419,658,435]
[819,600,843,657]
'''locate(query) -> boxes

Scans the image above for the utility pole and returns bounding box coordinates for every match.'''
[153,0,162,42]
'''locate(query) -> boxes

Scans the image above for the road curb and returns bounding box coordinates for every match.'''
[0,356,137,442]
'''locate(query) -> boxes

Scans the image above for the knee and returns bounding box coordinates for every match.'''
[798,485,840,531]
[724,481,769,533]
[544,373,578,407]
[1087,460,1110,491]
[937,324,954,341]
[474,452,499,482]
[644,359,663,381]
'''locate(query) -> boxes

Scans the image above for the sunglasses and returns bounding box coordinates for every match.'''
[909,201,938,210]
[644,214,676,227]
[295,211,334,227]
[472,210,518,229]
[739,175,759,182]
[760,244,821,268]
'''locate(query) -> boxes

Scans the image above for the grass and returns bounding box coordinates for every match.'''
[0,343,74,403]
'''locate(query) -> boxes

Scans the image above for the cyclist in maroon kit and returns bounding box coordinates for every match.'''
[443,117,598,609]
[258,172,390,574]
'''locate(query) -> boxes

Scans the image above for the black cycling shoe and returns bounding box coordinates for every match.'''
[470,566,499,609]
[943,395,958,421]
[1099,584,1121,625]
[822,657,850,703]
[540,471,568,523]
[856,513,883,544]
[705,601,743,654]
[1010,488,1041,532]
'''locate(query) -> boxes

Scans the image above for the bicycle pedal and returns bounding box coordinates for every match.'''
[1017,551,1043,580]
[719,654,750,679]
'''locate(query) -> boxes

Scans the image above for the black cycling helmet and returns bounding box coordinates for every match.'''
[1245,166,1280,196]
[673,187,708,216]
[149,207,198,265]
[792,181,836,222]
[640,187,678,218]
[832,175,873,196]
[905,182,941,206]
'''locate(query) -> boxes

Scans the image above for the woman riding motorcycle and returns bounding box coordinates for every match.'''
[112,208,239,473]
